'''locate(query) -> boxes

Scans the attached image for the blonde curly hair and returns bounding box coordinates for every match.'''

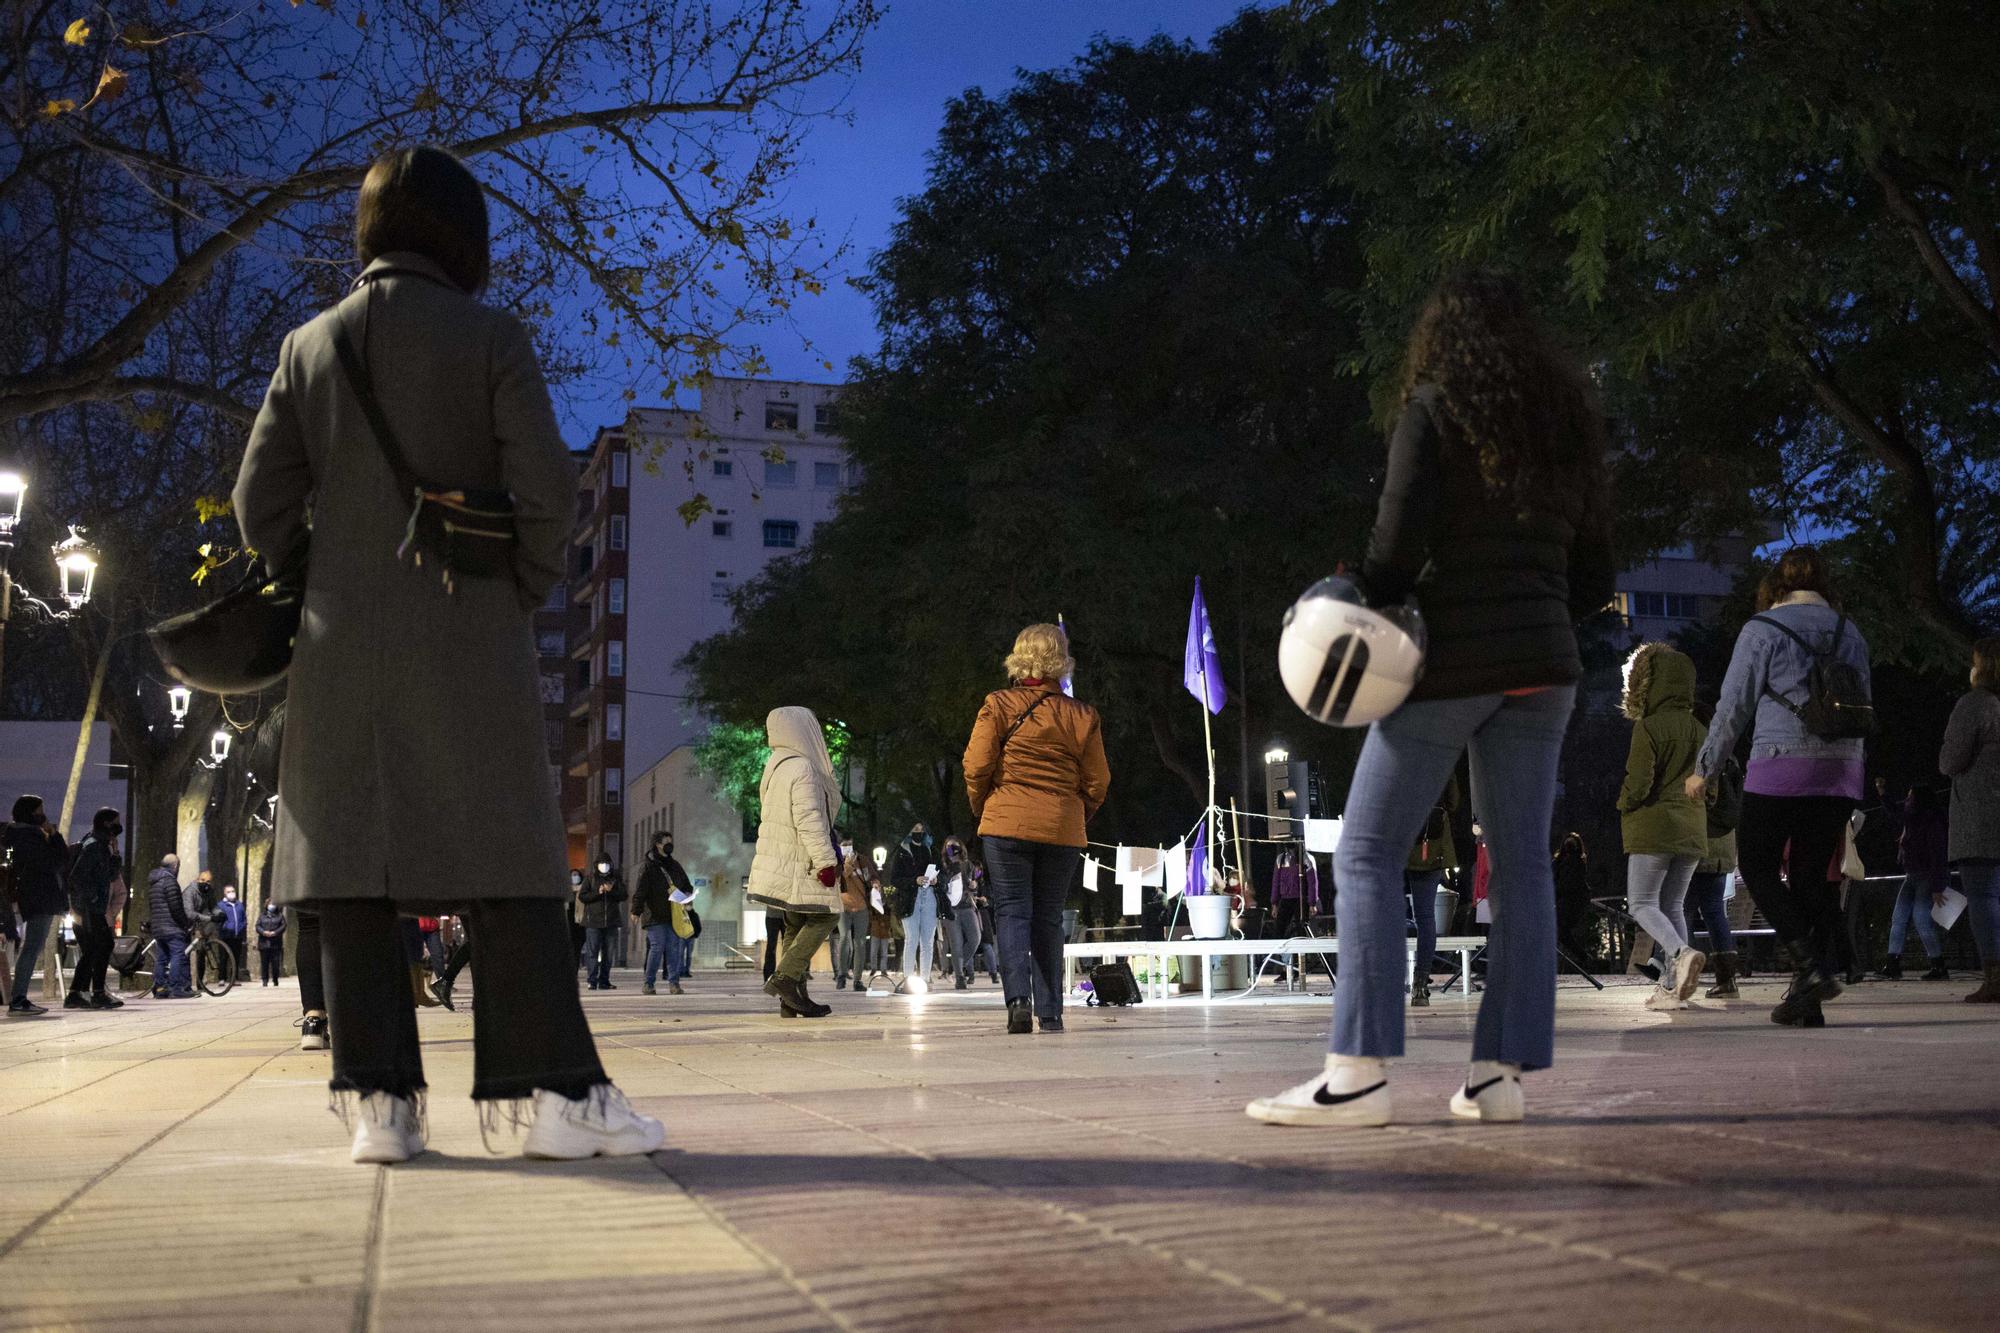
[1004,623,1074,684]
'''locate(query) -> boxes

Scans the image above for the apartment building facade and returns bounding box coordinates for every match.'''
[563,378,852,887]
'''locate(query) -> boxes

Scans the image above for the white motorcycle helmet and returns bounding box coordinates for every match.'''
[1279,575,1427,727]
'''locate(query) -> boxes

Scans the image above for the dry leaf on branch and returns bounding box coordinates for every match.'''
[64,18,91,44]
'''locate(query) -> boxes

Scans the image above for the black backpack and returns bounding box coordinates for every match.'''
[1086,960,1144,1006]
[1749,613,1876,740]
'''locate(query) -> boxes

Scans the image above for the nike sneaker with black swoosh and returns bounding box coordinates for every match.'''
[1245,1057,1391,1127]
[1448,1061,1523,1122]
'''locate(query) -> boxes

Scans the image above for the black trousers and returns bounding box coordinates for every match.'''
[259,944,283,984]
[293,908,325,1013]
[69,911,113,996]
[1737,792,1853,974]
[439,925,473,989]
[320,898,605,1101]
[762,911,785,981]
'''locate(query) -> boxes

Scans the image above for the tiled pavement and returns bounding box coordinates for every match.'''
[2,964,1997,1331]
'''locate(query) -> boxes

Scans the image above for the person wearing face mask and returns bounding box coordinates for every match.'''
[256,897,288,985]
[633,832,696,995]
[147,853,196,999]
[4,795,67,1016]
[217,885,249,983]
[890,822,941,992]
[941,837,982,989]
[833,836,870,991]
[65,808,126,1011]
[578,859,625,990]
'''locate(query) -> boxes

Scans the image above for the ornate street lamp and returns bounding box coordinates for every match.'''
[52,528,98,611]
[168,685,191,727]
[209,729,232,766]
[0,469,23,544]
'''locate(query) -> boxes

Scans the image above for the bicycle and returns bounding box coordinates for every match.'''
[188,923,237,997]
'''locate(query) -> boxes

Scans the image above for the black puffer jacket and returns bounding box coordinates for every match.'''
[1363,385,1615,702]
[3,821,68,917]
[147,867,192,939]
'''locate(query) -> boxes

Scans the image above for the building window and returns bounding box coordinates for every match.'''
[712,520,732,538]
[765,401,799,432]
[710,577,731,603]
[608,640,624,678]
[543,582,567,611]
[814,461,841,488]
[608,578,625,615]
[764,459,796,487]
[763,520,799,549]
[603,832,620,862]
[814,402,841,434]
[576,660,591,689]
[536,629,567,656]
[605,767,623,806]
[539,672,566,705]
[713,459,733,477]
[611,451,628,488]
[608,515,627,551]
[606,703,623,741]
[844,461,862,487]
[1625,591,1700,620]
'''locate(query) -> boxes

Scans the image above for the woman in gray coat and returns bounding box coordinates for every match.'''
[233,146,661,1164]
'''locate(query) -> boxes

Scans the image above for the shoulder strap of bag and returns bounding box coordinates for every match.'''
[1747,613,1823,718]
[329,293,423,510]
[1001,691,1058,748]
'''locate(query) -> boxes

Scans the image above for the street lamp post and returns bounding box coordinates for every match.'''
[0,467,26,690]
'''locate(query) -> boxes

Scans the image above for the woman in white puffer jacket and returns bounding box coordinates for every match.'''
[747,706,844,1018]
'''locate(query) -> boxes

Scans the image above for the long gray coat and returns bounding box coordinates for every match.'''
[1941,686,2000,863]
[232,253,576,910]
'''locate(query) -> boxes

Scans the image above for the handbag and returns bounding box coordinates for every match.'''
[330,284,519,595]
[149,536,307,695]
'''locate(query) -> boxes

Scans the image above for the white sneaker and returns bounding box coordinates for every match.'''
[1449,1061,1524,1122]
[1644,986,1689,1011]
[1670,948,1707,1000]
[1245,1057,1391,1127]
[350,1093,426,1164]
[521,1085,666,1159]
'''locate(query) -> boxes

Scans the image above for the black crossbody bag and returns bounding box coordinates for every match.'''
[330,282,518,594]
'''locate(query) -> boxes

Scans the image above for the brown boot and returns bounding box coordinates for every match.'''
[411,964,441,1008]
[1705,951,1740,1000]
[1965,962,2000,1004]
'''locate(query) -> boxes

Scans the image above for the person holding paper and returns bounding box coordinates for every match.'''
[1883,787,1950,982]
[1940,636,2000,1003]
[890,824,942,992]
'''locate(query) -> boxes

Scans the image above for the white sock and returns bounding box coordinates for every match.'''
[1322,1054,1387,1090]
[1466,1060,1520,1088]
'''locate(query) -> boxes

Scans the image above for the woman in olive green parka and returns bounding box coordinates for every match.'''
[1617,644,1710,1008]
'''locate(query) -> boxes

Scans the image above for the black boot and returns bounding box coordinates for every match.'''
[1771,942,1842,1027]
[1880,954,1903,980]
[1007,998,1033,1034]
[1705,951,1739,999]
[1921,961,1950,981]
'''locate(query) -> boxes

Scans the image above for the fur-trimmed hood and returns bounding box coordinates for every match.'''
[1622,643,1695,720]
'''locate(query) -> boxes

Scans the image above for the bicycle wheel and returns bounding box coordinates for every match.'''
[197,940,236,996]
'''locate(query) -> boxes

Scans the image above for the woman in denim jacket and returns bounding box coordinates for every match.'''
[1689,547,1870,1028]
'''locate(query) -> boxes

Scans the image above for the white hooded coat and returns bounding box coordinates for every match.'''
[746,707,842,915]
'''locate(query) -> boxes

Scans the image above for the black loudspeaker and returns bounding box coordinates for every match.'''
[1087,960,1144,1006]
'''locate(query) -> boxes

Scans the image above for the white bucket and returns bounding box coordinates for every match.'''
[1185,894,1233,939]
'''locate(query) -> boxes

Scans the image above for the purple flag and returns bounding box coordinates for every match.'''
[1183,577,1226,715]
[1186,820,1209,896]
[1058,613,1074,697]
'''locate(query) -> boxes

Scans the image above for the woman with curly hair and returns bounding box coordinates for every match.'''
[1616,643,1710,1011]
[1248,270,1614,1128]
[962,624,1111,1035]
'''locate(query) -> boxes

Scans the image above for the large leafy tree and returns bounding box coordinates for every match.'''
[1291,0,2000,661]
[686,12,1381,845]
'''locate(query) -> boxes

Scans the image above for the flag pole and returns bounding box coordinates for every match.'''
[1199,656,1217,893]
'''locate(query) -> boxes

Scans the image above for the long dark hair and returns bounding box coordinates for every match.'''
[1399,269,1609,529]
[1755,545,1835,612]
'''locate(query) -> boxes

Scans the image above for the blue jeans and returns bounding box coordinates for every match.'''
[1686,871,1734,952]
[901,887,939,980]
[1888,874,1943,959]
[1332,686,1575,1070]
[1405,870,1442,984]
[1626,853,1697,958]
[665,929,691,982]
[156,932,190,992]
[10,914,55,1005]
[985,836,1079,1021]
[642,924,671,985]
[1957,862,2000,965]
[582,926,614,987]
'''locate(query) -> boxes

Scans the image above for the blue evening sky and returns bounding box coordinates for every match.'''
[568,0,1258,433]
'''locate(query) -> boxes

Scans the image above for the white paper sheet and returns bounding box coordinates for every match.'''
[1164,840,1189,900]
[1933,887,1968,932]
[1303,817,1343,855]
[1081,856,1103,892]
